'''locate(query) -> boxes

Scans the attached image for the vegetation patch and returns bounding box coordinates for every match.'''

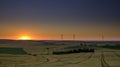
[0,47,28,55]
[101,45,120,50]
[53,48,94,55]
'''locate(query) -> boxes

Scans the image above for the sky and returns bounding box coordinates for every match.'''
[0,0,120,40]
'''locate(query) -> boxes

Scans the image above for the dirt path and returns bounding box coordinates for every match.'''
[101,52,110,67]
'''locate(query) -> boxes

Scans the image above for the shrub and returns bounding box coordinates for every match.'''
[33,54,37,56]
[53,48,94,55]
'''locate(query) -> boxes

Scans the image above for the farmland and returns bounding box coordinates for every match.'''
[0,40,120,67]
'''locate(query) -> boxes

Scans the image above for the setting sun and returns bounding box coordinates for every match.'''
[18,36,32,40]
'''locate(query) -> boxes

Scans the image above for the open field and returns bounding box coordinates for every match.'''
[0,47,28,55]
[0,40,120,67]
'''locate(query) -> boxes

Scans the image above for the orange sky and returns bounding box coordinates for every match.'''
[0,0,120,41]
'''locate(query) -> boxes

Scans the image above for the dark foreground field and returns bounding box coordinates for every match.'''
[0,40,120,67]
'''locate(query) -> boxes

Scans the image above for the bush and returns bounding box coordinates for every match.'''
[27,53,32,55]
[33,54,37,56]
[53,48,94,55]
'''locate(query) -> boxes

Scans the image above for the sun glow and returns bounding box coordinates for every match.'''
[18,36,32,40]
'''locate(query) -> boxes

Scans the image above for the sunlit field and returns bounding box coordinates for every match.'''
[0,40,120,67]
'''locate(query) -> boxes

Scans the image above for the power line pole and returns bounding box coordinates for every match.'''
[102,35,104,41]
[73,34,75,40]
[61,34,63,40]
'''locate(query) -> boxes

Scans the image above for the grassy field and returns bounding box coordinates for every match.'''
[0,40,120,67]
[0,47,28,55]
[101,45,120,50]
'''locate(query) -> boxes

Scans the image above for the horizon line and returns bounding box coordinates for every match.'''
[0,38,120,42]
